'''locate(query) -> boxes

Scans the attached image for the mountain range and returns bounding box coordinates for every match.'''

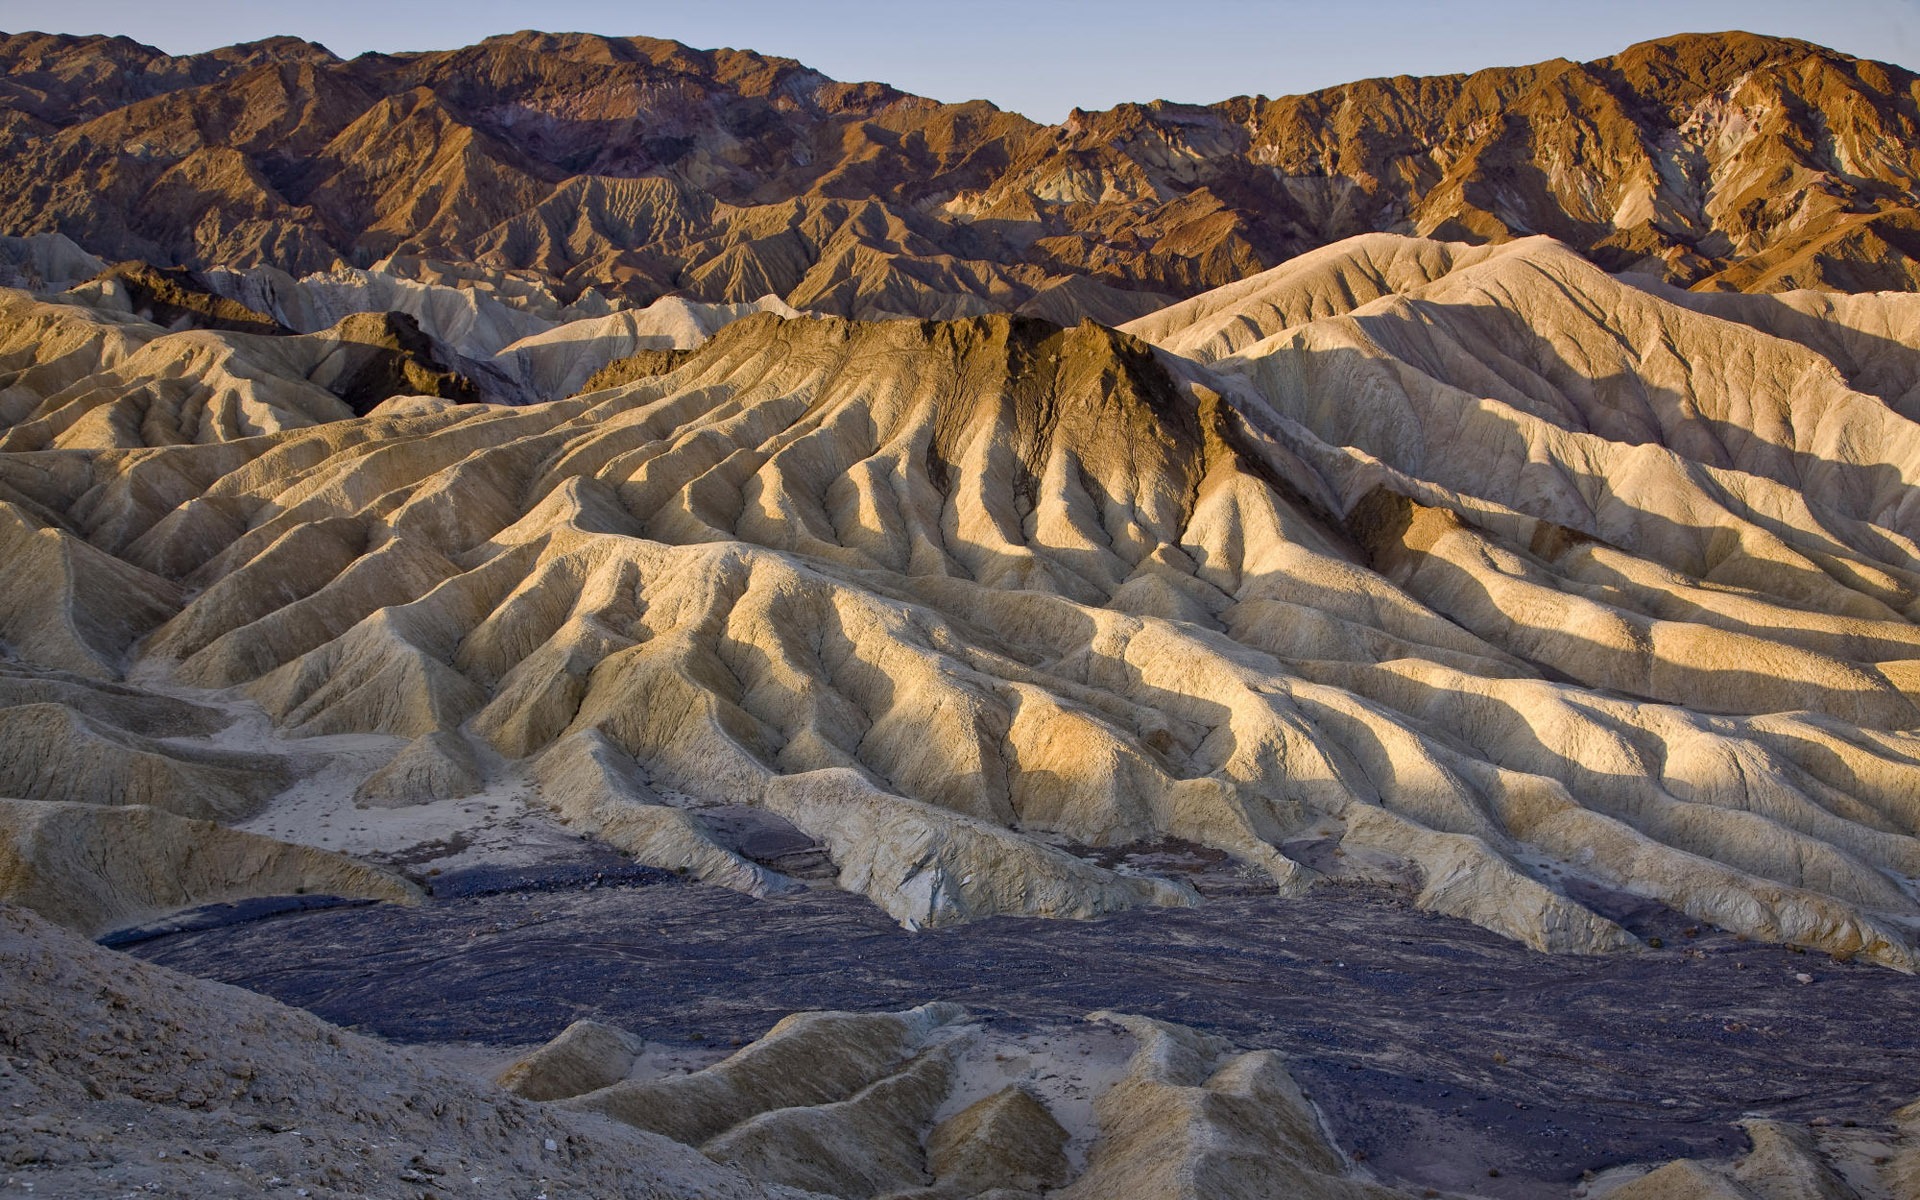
[4,28,1920,324]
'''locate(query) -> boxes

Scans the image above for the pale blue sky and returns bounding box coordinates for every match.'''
[1,0,1915,123]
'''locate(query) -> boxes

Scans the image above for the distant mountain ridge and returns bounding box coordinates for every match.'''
[2,28,1919,318]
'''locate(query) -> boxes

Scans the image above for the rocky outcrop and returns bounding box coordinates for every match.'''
[76,261,285,335]
[581,347,694,392]
[303,311,478,414]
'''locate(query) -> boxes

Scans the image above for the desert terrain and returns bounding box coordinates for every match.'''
[4,26,1920,1199]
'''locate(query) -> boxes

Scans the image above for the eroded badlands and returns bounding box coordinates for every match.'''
[4,233,1920,969]
[8,226,1920,1197]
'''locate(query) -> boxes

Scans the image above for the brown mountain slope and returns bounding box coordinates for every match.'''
[1018,31,1920,293]
[2,30,1918,317]
[0,32,333,152]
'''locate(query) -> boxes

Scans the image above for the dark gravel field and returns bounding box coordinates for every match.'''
[121,854,1920,1198]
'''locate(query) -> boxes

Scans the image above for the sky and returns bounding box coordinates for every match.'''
[2,0,1917,124]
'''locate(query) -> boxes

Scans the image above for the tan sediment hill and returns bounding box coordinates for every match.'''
[5,233,1920,968]
[1598,1103,1920,1197]
[1119,234,1507,363]
[494,292,802,399]
[4,30,1920,318]
[519,1003,1420,1199]
[0,800,417,934]
[0,285,496,449]
[0,257,810,408]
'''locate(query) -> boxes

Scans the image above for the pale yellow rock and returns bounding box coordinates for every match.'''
[529,1004,1414,1199]
[1337,804,1638,955]
[1054,1011,1413,1200]
[1887,1098,1920,1198]
[0,702,285,821]
[0,288,364,451]
[761,767,1198,929]
[0,660,223,737]
[354,730,482,808]
[0,799,418,934]
[534,730,801,897]
[1605,1160,1758,1200]
[1121,233,1505,363]
[0,502,180,679]
[1600,1118,1875,1200]
[566,1003,967,1146]
[1730,1121,1860,1200]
